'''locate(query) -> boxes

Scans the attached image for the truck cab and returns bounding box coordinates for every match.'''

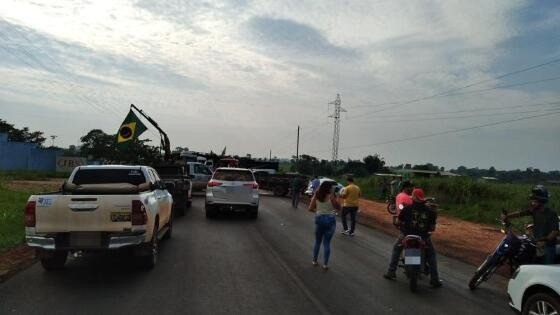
[186,162,213,191]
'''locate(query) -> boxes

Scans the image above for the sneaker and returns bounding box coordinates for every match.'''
[341,230,350,235]
[430,279,443,288]
[383,272,396,280]
[322,265,329,271]
[348,231,355,236]
[312,260,319,267]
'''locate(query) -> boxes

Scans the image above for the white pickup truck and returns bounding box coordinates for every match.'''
[25,165,173,270]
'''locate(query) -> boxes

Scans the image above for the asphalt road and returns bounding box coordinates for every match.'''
[0,196,512,315]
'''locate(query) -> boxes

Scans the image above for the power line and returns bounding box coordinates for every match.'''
[345,74,560,121]
[357,101,560,119]
[348,56,560,114]
[441,76,560,97]
[353,107,560,124]
[304,110,560,154]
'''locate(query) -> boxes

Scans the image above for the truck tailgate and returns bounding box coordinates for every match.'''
[34,195,135,233]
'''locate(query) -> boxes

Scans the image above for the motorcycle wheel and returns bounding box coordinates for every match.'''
[409,275,418,292]
[387,203,396,215]
[468,255,499,290]
[406,266,419,293]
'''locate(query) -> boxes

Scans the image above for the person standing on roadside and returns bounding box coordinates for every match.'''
[390,177,401,198]
[309,181,340,271]
[341,176,361,236]
[379,178,388,200]
[290,175,305,208]
[311,176,320,194]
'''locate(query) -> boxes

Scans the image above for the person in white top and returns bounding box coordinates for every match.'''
[308,181,341,270]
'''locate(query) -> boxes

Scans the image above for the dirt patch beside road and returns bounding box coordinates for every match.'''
[4,179,64,193]
[0,246,36,283]
[356,199,502,268]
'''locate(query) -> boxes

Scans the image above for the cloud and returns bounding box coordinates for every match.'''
[246,17,357,59]
[0,0,559,170]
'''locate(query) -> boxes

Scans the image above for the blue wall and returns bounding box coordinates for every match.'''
[0,133,62,172]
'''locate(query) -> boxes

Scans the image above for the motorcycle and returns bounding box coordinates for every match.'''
[399,235,429,292]
[468,210,536,290]
[386,196,396,215]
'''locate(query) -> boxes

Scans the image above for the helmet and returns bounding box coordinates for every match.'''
[411,188,426,202]
[529,185,549,203]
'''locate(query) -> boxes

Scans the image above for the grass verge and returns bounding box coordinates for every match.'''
[0,186,31,252]
[353,176,560,225]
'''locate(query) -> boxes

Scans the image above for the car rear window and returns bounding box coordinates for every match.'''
[72,169,147,185]
[213,170,254,181]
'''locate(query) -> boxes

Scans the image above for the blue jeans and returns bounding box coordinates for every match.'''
[313,215,336,265]
[544,245,557,264]
[341,207,358,233]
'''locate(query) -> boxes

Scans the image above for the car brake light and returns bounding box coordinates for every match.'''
[132,200,147,225]
[244,182,259,189]
[24,201,36,227]
[208,180,222,187]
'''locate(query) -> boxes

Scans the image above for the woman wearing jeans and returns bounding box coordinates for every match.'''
[308,181,340,271]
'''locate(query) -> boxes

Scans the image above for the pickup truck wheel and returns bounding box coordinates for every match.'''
[248,207,259,220]
[173,197,186,217]
[39,250,68,271]
[205,204,216,219]
[163,213,173,240]
[139,224,159,269]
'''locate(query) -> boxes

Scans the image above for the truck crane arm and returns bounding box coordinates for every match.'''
[130,104,172,161]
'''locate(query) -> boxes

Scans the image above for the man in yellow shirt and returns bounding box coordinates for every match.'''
[341,176,361,236]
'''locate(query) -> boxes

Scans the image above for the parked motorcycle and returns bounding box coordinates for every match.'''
[468,210,536,290]
[386,196,396,215]
[400,235,429,292]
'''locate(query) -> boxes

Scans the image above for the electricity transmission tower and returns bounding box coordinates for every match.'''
[328,94,346,161]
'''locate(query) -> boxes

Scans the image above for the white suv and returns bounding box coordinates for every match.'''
[507,264,560,315]
[205,168,259,219]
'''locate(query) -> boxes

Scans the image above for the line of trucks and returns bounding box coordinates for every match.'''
[23,105,305,271]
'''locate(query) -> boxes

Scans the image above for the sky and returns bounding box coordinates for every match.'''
[0,0,559,171]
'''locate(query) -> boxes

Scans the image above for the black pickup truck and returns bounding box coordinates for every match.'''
[155,165,192,216]
[253,172,308,197]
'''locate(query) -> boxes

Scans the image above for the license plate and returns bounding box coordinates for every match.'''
[111,212,131,222]
[70,232,102,247]
[404,249,421,265]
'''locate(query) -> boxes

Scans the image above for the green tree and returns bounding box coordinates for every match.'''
[363,154,385,174]
[0,119,46,146]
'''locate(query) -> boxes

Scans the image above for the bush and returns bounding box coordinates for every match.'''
[355,176,560,225]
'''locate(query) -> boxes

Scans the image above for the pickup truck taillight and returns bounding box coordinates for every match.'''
[24,201,36,227]
[207,180,222,187]
[244,182,259,189]
[131,200,147,225]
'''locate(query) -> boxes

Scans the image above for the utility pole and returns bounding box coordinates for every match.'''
[328,94,346,161]
[296,125,300,160]
[269,149,272,160]
[50,135,57,147]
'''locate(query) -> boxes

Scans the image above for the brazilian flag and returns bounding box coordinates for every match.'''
[117,110,147,148]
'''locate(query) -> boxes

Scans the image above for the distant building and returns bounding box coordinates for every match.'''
[391,168,460,178]
[0,133,62,172]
